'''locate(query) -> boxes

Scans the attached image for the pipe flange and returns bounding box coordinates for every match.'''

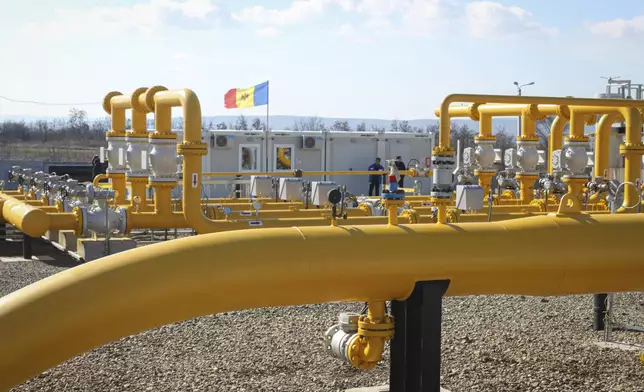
[556,105,571,120]
[130,87,150,113]
[142,86,168,113]
[619,143,644,154]
[102,91,123,115]
[468,103,481,121]
[523,104,544,121]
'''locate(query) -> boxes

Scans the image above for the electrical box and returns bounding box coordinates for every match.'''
[310,181,338,206]
[278,178,304,201]
[455,185,484,211]
[250,175,273,198]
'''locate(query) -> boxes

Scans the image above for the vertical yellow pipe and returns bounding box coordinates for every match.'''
[479,113,492,138]
[127,87,153,212]
[618,107,644,212]
[437,204,447,224]
[103,91,129,205]
[520,108,536,139]
[153,184,174,215]
[548,116,568,173]
[595,113,621,179]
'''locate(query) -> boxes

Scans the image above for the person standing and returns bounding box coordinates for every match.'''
[395,156,406,188]
[368,157,385,196]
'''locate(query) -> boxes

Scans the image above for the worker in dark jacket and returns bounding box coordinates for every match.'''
[394,156,406,188]
[92,155,108,180]
[368,157,385,196]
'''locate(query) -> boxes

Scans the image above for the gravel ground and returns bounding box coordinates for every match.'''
[2,243,643,392]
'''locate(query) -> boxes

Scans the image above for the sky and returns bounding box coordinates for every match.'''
[1,0,644,121]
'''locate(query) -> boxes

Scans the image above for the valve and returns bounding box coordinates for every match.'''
[327,186,348,221]
[382,159,404,200]
[324,303,394,370]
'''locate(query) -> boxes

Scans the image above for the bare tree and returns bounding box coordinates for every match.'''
[251,118,264,130]
[292,116,324,132]
[330,120,352,132]
[234,115,248,130]
[216,122,228,130]
[399,120,412,133]
[355,122,367,133]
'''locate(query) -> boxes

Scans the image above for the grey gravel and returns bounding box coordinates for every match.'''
[2,248,643,392]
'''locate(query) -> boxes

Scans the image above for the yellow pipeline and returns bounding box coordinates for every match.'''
[210,207,371,220]
[548,116,569,173]
[146,88,411,233]
[437,95,644,210]
[1,195,80,237]
[595,113,621,180]
[102,91,130,204]
[202,170,418,177]
[2,213,644,388]
[92,174,108,186]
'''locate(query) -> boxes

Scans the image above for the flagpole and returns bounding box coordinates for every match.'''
[265,80,270,132]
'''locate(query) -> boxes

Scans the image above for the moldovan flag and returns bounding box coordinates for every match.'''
[224,81,269,109]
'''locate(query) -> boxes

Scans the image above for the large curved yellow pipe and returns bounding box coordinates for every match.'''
[1,213,644,389]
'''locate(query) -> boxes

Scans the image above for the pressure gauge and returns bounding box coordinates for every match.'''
[252,201,262,210]
[223,206,232,215]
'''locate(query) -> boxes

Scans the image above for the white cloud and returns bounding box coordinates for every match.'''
[172,52,190,59]
[587,16,644,38]
[465,1,557,39]
[356,0,409,18]
[258,27,284,37]
[21,0,221,39]
[333,23,375,44]
[233,0,354,26]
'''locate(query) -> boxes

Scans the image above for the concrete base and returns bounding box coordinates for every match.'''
[77,237,136,262]
[44,230,59,242]
[346,386,449,392]
[58,231,77,252]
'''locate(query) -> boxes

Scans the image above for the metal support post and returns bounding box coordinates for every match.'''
[389,279,450,392]
[593,293,608,331]
[22,234,33,260]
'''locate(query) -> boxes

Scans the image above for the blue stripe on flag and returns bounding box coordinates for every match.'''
[253,81,269,106]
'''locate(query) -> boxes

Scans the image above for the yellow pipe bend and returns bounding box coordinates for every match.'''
[2,214,644,388]
[92,174,108,186]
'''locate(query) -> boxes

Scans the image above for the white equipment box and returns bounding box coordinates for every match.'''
[455,185,484,211]
[279,178,304,201]
[250,175,274,198]
[310,181,338,206]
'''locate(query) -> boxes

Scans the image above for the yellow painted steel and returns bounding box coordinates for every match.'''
[201,170,419,177]
[1,213,644,389]
[102,91,129,204]
[595,113,621,180]
[435,95,644,210]
[548,116,569,173]
[347,301,393,369]
[211,207,370,220]
[92,174,108,186]
[1,195,80,237]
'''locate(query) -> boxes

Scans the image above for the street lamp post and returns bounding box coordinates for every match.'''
[513,81,535,137]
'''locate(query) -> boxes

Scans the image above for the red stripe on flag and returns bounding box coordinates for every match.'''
[224,88,237,108]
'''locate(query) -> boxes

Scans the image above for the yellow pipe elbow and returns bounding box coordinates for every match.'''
[93,174,109,186]
[595,113,622,179]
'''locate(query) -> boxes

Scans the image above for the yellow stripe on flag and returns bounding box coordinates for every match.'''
[236,86,256,108]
